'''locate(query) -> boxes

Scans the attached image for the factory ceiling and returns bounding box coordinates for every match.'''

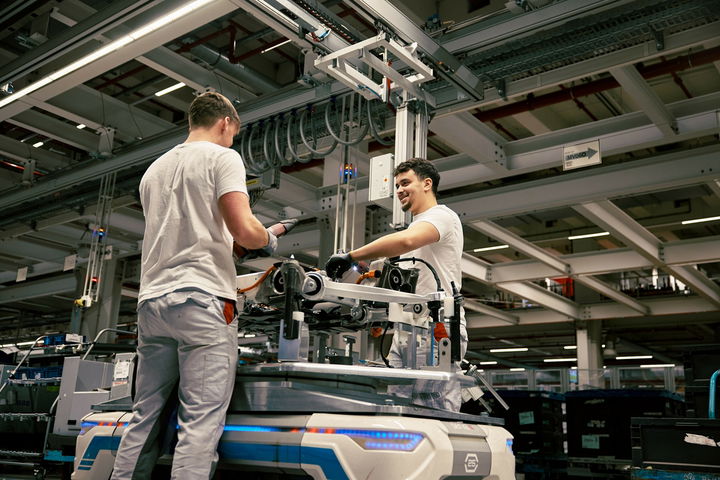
[0,0,718,369]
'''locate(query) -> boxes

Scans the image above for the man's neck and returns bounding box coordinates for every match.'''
[185,129,221,145]
[412,197,438,215]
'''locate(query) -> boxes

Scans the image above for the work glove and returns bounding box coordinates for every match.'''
[244,229,278,260]
[325,252,354,280]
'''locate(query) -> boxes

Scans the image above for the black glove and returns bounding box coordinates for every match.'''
[244,229,278,260]
[325,252,354,280]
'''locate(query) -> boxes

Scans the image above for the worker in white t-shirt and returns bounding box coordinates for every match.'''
[325,157,467,411]
[112,92,276,479]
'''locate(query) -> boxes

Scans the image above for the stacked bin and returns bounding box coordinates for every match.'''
[565,389,685,459]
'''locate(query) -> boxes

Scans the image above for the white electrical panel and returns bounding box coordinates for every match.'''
[369,153,394,208]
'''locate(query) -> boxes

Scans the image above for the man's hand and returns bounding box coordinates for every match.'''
[244,229,278,260]
[325,252,354,279]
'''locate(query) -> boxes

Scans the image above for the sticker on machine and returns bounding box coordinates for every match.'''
[464,453,478,473]
[563,140,601,170]
[684,433,719,447]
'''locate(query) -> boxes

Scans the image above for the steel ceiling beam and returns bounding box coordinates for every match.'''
[429,111,507,174]
[0,273,77,305]
[466,296,717,329]
[7,110,100,152]
[574,276,648,315]
[464,298,519,325]
[573,200,720,307]
[488,236,720,283]
[609,65,677,137]
[0,135,69,171]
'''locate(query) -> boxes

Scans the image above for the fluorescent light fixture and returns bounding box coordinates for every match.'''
[641,363,675,368]
[0,0,214,109]
[32,141,44,148]
[509,368,525,372]
[682,216,720,225]
[473,244,509,253]
[261,38,291,54]
[479,361,498,365]
[489,347,528,353]
[568,231,609,240]
[543,357,577,363]
[155,82,185,97]
[563,345,577,350]
[76,123,86,129]
[615,355,652,360]
[16,341,36,346]
[570,366,577,370]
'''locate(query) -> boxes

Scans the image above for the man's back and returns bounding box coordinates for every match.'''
[138,141,247,303]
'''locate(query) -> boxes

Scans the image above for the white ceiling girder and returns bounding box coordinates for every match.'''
[489,236,720,283]
[573,200,661,262]
[463,298,519,325]
[609,65,677,137]
[0,135,69,171]
[0,273,77,305]
[436,20,720,116]
[574,275,648,314]
[470,220,570,274]
[429,111,507,173]
[450,144,720,221]
[7,109,100,152]
[0,238,73,263]
[707,179,720,199]
[466,296,717,329]
[460,253,491,283]
[0,0,239,124]
[573,200,720,307]
[496,281,582,319]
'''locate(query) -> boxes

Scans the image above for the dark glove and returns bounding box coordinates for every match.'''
[325,252,354,280]
[244,229,278,260]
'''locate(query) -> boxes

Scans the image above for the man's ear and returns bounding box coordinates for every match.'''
[424,178,433,192]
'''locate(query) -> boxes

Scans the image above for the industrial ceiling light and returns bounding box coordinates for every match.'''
[261,38,292,54]
[567,231,609,240]
[479,361,497,365]
[615,355,652,360]
[641,363,675,368]
[509,368,525,372]
[155,82,186,97]
[489,347,528,353]
[0,0,215,109]
[543,357,577,362]
[682,216,720,225]
[76,123,87,129]
[32,141,44,148]
[473,244,509,252]
[563,345,577,350]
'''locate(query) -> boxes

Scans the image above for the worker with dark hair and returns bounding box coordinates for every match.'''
[112,92,276,479]
[325,157,467,411]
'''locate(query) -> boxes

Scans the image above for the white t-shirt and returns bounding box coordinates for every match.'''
[138,141,248,303]
[405,204,464,316]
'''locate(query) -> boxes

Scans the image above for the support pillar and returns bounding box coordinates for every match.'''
[576,320,603,388]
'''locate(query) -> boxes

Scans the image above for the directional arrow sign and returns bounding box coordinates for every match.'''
[563,140,601,171]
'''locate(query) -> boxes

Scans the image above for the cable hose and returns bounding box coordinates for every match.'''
[262,120,281,169]
[299,107,338,157]
[367,99,394,146]
[285,112,310,164]
[324,96,370,146]
[273,116,294,167]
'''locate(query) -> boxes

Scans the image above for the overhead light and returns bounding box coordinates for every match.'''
[261,38,291,54]
[616,355,652,360]
[76,123,86,129]
[479,361,497,365]
[563,345,577,350]
[682,216,720,225]
[16,341,36,346]
[641,363,675,368]
[155,82,186,97]
[543,357,577,363]
[32,141,44,148]
[0,0,214,109]
[509,368,525,372]
[568,231,609,240]
[473,244,509,253]
[489,347,528,353]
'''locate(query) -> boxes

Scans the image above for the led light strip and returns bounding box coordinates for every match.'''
[0,0,214,109]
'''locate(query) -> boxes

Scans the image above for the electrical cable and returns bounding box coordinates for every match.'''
[366,98,394,146]
[237,265,277,293]
[380,320,393,368]
[390,257,442,291]
[299,106,337,156]
[263,119,281,169]
[285,111,310,164]
[324,95,369,146]
[273,115,294,167]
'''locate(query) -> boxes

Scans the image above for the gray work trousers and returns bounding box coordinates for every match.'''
[387,322,468,411]
[111,289,238,480]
